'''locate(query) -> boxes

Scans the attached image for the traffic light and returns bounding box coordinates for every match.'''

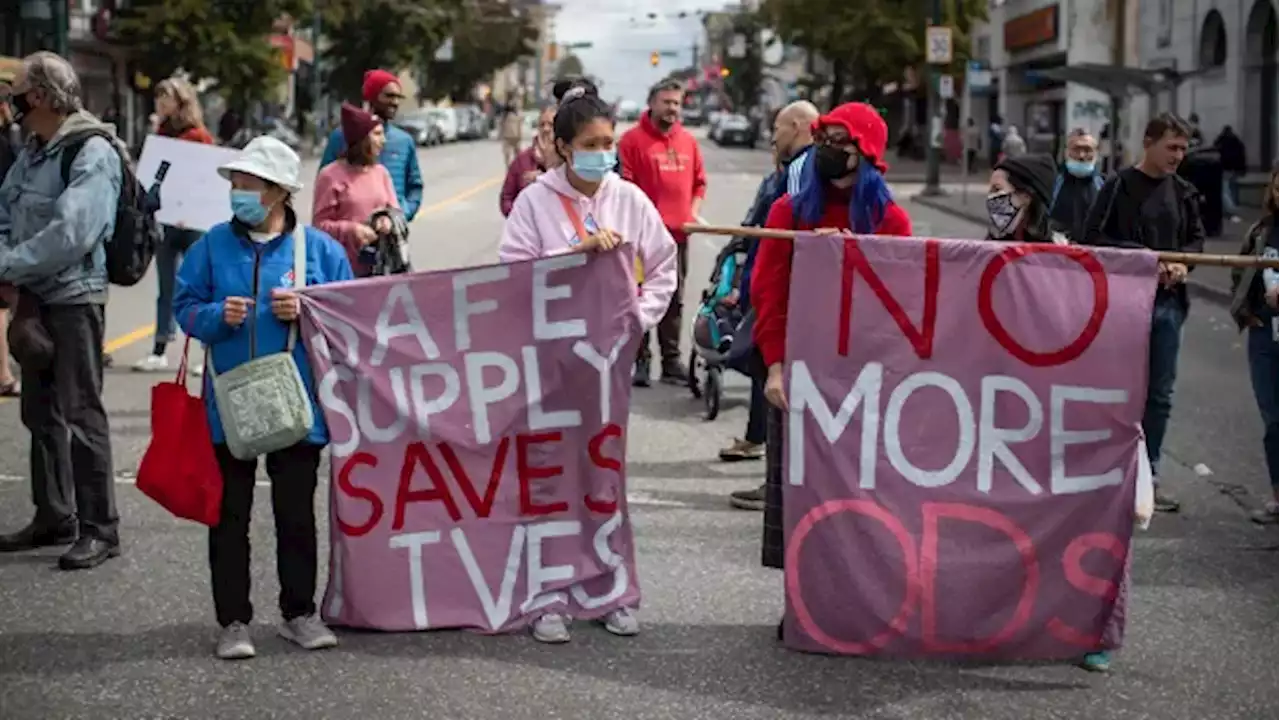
[720,66,731,78]
[547,43,558,62]
[650,51,659,67]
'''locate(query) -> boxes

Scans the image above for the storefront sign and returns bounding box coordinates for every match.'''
[1004,5,1059,52]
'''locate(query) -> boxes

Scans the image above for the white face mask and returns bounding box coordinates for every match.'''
[986,191,1022,239]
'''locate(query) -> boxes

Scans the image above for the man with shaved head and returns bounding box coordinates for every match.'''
[719,99,818,510]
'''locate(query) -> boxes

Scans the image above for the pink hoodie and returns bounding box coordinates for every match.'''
[499,166,678,331]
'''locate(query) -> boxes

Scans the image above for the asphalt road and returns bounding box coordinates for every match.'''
[0,134,1275,720]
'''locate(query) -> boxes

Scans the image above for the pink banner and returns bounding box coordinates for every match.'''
[783,234,1157,659]
[298,250,643,632]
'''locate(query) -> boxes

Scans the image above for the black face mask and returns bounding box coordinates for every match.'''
[815,145,855,181]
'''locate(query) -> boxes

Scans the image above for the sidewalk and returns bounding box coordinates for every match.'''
[912,191,1265,304]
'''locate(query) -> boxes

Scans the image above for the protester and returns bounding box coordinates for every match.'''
[988,115,1004,168]
[1001,125,1027,158]
[0,71,20,398]
[313,103,401,277]
[1048,128,1104,242]
[751,101,912,575]
[618,77,707,386]
[133,77,216,373]
[1213,125,1247,224]
[1082,112,1206,514]
[988,154,1069,244]
[725,100,819,512]
[500,105,554,216]
[498,95,524,167]
[498,81,678,644]
[173,136,353,660]
[0,52,120,569]
[1229,166,1279,525]
[320,69,423,220]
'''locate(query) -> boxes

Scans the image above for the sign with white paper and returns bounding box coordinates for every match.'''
[136,134,241,232]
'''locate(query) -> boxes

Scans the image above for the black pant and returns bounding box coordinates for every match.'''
[19,303,116,542]
[210,442,322,627]
[639,241,689,367]
[745,375,767,445]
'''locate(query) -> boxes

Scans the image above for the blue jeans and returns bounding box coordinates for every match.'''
[1247,324,1279,491]
[1222,173,1240,216]
[1144,295,1186,476]
[156,226,201,344]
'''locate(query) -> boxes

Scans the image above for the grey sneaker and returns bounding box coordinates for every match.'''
[600,607,640,636]
[729,484,767,511]
[216,622,255,660]
[278,614,338,651]
[531,613,571,643]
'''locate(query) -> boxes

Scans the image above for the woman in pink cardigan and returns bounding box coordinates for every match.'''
[313,103,399,277]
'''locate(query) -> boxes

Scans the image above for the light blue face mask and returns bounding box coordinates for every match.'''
[571,149,617,182]
[1065,159,1095,178]
[230,189,269,227]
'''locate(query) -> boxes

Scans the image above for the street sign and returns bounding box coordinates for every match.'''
[938,74,954,99]
[967,66,993,90]
[926,26,953,64]
[728,35,746,59]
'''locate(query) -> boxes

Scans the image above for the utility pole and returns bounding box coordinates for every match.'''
[922,0,946,196]
[52,0,68,56]
[692,40,699,71]
[1108,0,1127,172]
[312,8,324,143]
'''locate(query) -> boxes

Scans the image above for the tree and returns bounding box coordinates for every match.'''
[416,0,538,102]
[721,10,766,111]
[554,54,585,81]
[322,0,460,103]
[115,0,309,111]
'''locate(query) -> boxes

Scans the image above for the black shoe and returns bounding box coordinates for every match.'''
[1154,490,1181,513]
[728,484,767,511]
[0,521,77,552]
[58,536,120,570]
[632,358,651,388]
[660,360,689,385]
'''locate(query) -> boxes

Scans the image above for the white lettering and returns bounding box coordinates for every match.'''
[532,254,589,341]
[977,375,1045,495]
[520,520,582,615]
[318,366,359,458]
[372,284,440,366]
[389,530,443,630]
[463,352,520,445]
[521,346,583,431]
[308,289,360,366]
[788,361,883,488]
[452,525,525,631]
[356,367,410,443]
[572,335,632,424]
[569,511,630,609]
[1050,386,1128,494]
[409,363,461,438]
[453,266,510,352]
[884,371,975,488]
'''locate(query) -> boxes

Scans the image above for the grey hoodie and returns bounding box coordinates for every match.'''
[0,110,123,304]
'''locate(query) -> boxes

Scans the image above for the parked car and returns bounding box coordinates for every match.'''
[615,100,642,122]
[425,108,459,143]
[397,111,443,146]
[455,105,488,140]
[711,113,757,148]
[681,102,707,127]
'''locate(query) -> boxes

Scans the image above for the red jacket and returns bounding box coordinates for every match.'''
[751,191,912,367]
[500,146,546,217]
[160,121,215,145]
[618,112,706,242]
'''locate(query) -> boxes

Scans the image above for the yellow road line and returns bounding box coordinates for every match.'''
[95,173,504,357]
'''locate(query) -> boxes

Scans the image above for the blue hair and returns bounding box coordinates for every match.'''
[791,157,893,234]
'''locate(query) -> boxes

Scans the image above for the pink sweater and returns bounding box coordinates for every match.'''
[313,160,400,276]
[498,166,678,331]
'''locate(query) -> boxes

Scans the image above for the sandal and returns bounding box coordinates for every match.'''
[0,380,20,397]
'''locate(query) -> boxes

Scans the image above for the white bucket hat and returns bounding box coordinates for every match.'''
[217,136,303,194]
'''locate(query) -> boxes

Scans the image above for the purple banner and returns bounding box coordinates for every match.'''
[782,233,1157,659]
[298,250,643,632]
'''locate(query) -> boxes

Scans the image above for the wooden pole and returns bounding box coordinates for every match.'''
[681,224,1280,270]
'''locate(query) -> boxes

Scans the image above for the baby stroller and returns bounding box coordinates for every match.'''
[688,236,756,420]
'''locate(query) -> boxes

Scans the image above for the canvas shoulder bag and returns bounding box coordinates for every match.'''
[209,228,316,461]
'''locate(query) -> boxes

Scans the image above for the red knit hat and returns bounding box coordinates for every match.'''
[814,102,890,173]
[341,103,380,147]
[362,69,399,103]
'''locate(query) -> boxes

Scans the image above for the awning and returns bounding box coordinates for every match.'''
[1029,63,1204,98]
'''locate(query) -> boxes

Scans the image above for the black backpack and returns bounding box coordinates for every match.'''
[59,130,158,286]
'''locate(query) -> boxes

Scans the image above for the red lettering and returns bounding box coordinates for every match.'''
[516,432,570,517]
[919,502,1039,653]
[784,499,920,654]
[335,452,383,538]
[1047,532,1126,648]
[838,237,939,359]
[437,438,510,519]
[585,423,624,514]
[393,442,462,530]
[977,245,1108,367]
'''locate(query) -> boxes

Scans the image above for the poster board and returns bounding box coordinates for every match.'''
[135,134,241,232]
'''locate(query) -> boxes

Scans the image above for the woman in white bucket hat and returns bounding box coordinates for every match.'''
[172,136,355,660]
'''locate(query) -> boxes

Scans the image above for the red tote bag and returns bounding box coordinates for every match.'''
[136,338,223,526]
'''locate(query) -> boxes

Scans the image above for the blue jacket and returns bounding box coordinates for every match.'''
[174,218,355,447]
[0,111,122,304]
[738,145,810,309]
[320,122,424,220]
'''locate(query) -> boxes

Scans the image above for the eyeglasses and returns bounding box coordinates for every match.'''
[816,133,858,152]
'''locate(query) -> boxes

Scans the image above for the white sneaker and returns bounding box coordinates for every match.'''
[531,613,571,643]
[278,614,338,651]
[189,363,204,377]
[215,622,255,660]
[132,354,169,372]
[600,607,640,636]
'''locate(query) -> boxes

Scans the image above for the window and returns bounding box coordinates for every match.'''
[1199,10,1228,69]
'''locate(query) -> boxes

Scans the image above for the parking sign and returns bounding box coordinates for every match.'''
[926,26,953,64]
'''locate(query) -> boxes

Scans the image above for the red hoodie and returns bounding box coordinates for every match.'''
[617,112,706,242]
[750,190,912,368]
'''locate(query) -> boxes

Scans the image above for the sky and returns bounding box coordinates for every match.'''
[552,0,728,105]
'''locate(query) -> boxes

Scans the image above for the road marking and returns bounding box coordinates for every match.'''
[91,174,505,357]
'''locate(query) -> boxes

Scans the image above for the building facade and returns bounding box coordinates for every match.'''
[1136,0,1277,170]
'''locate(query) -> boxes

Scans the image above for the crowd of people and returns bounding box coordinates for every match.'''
[0,48,1274,674]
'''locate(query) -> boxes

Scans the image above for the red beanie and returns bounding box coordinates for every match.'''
[341,103,380,147]
[814,102,890,173]
[362,69,399,103]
